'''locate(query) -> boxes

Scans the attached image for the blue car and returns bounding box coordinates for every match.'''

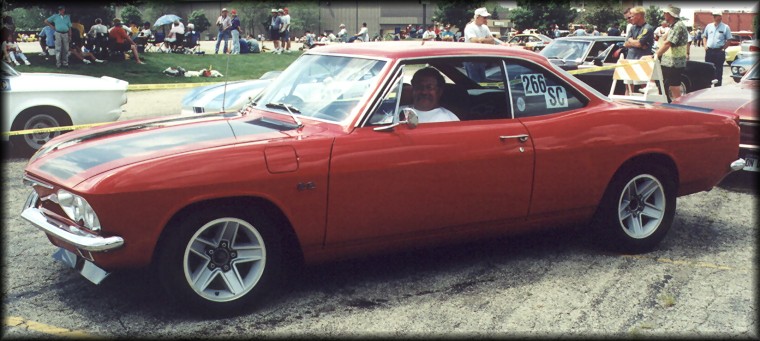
[731,56,758,83]
[180,71,280,114]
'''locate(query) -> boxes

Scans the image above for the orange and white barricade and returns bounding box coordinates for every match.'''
[608,55,668,103]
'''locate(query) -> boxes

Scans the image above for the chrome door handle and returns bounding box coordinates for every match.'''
[499,134,529,143]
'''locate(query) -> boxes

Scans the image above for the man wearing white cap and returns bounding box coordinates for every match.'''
[463,7,503,82]
[337,23,347,43]
[215,8,231,54]
[656,5,689,100]
[269,9,282,53]
[464,7,496,45]
[702,11,732,86]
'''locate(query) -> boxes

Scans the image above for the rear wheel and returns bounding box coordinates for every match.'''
[156,206,283,315]
[592,164,677,253]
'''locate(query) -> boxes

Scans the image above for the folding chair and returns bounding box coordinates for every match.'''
[183,31,201,54]
[91,32,109,60]
[145,32,164,52]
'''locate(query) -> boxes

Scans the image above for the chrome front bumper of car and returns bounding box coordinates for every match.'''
[21,191,124,252]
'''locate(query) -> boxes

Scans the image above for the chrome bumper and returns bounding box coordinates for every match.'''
[21,192,124,252]
[730,158,747,171]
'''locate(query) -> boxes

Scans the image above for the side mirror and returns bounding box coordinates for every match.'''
[593,54,605,66]
[373,108,419,131]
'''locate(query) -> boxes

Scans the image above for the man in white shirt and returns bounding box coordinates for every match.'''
[337,24,347,42]
[422,25,436,41]
[402,67,459,123]
[354,22,369,42]
[464,7,496,44]
[653,20,670,49]
[279,8,291,53]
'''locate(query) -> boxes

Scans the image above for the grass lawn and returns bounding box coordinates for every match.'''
[20,51,300,85]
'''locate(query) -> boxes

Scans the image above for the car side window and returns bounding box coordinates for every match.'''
[505,60,588,118]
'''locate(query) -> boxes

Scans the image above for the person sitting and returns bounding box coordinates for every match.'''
[401,67,459,123]
[108,18,145,64]
[184,23,201,53]
[302,30,316,49]
[241,34,260,53]
[163,20,185,53]
[134,21,152,52]
[38,24,56,56]
[2,31,30,65]
[69,33,104,64]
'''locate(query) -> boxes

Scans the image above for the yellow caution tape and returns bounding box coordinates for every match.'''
[128,82,222,91]
[2,122,111,137]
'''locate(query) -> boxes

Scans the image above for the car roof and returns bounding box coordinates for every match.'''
[308,41,541,60]
[554,36,624,42]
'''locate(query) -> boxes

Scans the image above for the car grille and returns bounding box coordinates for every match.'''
[740,119,759,148]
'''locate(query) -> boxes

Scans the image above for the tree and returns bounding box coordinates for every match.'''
[434,0,486,33]
[581,1,624,34]
[645,5,663,28]
[120,4,142,26]
[509,0,577,32]
[285,2,320,36]
[188,10,210,34]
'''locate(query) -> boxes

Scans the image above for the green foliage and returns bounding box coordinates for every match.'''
[120,4,142,26]
[20,49,300,85]
[509,0,577,32]
[434,0,485,33]
[286,1,320,36]
[188,10,211,34]
[4,4,115,31]
[646,5,663,28]
[580,1,624,33]
[229,1,277,38]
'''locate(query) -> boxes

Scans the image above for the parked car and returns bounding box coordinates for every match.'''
[730,55,757,82]
[674,60,758,172]
[737,39,758,60]
[181,71,280,115]
[501,33,553,51]
[1,62,128,155]
[21,41,743,315]
[541,36,716,101]
[726,31,755,65]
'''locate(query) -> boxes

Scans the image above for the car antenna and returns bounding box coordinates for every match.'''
[221,50,231,112]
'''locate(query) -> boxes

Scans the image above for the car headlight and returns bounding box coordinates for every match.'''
[57,189,101,231]
[738,67,746,74]
[732,66,739,73]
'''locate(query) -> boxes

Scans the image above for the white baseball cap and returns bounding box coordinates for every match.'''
[474,8,491,17]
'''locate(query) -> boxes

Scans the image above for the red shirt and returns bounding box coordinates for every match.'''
[108,25,129,44]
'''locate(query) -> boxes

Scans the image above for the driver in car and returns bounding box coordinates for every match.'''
[402,67,460,123]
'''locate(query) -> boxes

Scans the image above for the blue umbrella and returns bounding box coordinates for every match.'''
[154,14,182,27]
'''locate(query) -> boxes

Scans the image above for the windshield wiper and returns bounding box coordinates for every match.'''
[265,102,303,128]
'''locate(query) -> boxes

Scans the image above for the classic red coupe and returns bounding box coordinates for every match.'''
[21,41,745,315]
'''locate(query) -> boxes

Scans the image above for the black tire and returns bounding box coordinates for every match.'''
[156,206,283,316]
[10,108,68,157]
[591,164,677,254]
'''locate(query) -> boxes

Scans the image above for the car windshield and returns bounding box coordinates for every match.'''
[1,61,20,77]
[540,40,590,62]
[253,54,387,124]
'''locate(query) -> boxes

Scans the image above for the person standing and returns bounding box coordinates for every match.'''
[623,8,634,37]
[463,8,502,81]
[623,6,654,95]
[695,26,702,47]
[279,8,291,53]
[656,5,688,100]
[703,11,732,86]
[230,9,241,54]
[44,5,71,68]
[653,20,670,49]
[269,9,282,53]
[215,8,231,54]
[607,22,621,37]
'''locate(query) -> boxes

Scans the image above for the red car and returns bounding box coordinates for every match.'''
[21,41,744,315]
[674,60,759,172]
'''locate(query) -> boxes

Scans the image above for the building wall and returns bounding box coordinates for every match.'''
[693,11,756,31]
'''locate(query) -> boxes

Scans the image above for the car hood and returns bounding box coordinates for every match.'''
[14,73,128,91]
[26,112,322,187]
[674,85,758,121]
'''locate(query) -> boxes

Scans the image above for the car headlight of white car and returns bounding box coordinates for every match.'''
[57,189,101,231]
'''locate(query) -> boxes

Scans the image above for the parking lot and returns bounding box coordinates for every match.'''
[3,41,756,338]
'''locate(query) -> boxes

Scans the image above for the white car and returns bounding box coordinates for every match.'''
[2,62,128,155]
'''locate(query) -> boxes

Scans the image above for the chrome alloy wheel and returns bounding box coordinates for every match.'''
[22,113,61,151]
[617,174,666,239]
[183,217,266,302]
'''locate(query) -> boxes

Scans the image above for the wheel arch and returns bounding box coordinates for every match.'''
[612,153,680,189]
[11,105,73,130]
[152,196,304,267]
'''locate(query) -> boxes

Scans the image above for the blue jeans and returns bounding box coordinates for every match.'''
[215,31,230,53]
[705,48,726,86]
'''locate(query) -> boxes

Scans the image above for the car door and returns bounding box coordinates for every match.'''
[324,60,535,246]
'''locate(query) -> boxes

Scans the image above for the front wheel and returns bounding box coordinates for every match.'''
[156,207,283,315]
[592,164,677,254]
[11,111,64,156]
